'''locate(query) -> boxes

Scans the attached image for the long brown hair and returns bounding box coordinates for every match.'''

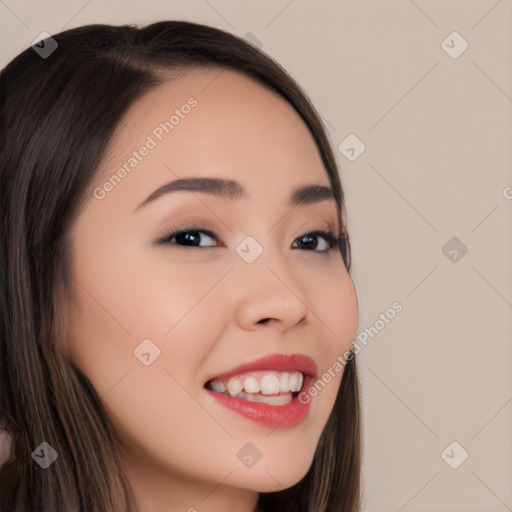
[0,21,361,511]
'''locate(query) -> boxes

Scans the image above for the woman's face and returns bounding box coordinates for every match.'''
[66,68,358,508]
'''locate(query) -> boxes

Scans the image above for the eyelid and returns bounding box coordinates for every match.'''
[153,222,220,247]
[154,223,341,252]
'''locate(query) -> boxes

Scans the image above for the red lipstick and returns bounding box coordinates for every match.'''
[205,354,317,429]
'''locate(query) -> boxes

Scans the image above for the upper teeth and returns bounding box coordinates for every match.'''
[209,371,304,396]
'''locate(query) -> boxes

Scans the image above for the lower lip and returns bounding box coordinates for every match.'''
[206,376,313,429]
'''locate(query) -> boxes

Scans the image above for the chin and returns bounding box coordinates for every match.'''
[234,456,314,493]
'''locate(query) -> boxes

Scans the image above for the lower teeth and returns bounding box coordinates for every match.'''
[218,389,294,405]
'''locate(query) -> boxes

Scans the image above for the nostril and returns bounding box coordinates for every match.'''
[257,318,273,325]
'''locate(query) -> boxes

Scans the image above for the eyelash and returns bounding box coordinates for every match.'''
[155,224,343,253]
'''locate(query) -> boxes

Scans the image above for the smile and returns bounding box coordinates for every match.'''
[204,354,316,429]
[206,370,304,405]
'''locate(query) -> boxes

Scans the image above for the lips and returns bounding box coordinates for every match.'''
[205,353,318,382]
[204,353,317,429]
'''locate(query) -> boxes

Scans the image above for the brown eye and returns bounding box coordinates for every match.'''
[292,231,338,252]
[157,227,218,247]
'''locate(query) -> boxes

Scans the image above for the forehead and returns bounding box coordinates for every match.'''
[94,68,331,206]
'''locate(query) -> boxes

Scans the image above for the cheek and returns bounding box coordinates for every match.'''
[302,268,358,415]
[309,267,359,357]
[65,251,236,477]
[66,242,231,396]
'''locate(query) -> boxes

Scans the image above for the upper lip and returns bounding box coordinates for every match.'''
[205,353,318,383]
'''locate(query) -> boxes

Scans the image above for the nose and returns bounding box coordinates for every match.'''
[233,256,309,331]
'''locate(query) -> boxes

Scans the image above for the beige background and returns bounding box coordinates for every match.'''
[1,1,511,511]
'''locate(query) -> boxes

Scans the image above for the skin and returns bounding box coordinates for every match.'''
[65,68,359,512]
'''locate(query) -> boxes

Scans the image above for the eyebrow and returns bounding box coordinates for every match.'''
[134,177,336,211]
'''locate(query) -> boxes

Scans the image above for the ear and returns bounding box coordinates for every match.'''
[0,427,15,468]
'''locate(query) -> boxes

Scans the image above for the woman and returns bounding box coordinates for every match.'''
[0,21,361,511]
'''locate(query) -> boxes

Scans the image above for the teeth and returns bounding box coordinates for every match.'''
[279,373,289,392]
[227,377,243,397]
[209,371,304,397]
[288,372,303,392]
[243,377,260,394]
[260,375,280,395]
[235,390,293,405]
[210,381,226,393]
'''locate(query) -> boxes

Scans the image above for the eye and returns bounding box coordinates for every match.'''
[155,226,340,252]
[156,226,218,247]
[292,231,339,252]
